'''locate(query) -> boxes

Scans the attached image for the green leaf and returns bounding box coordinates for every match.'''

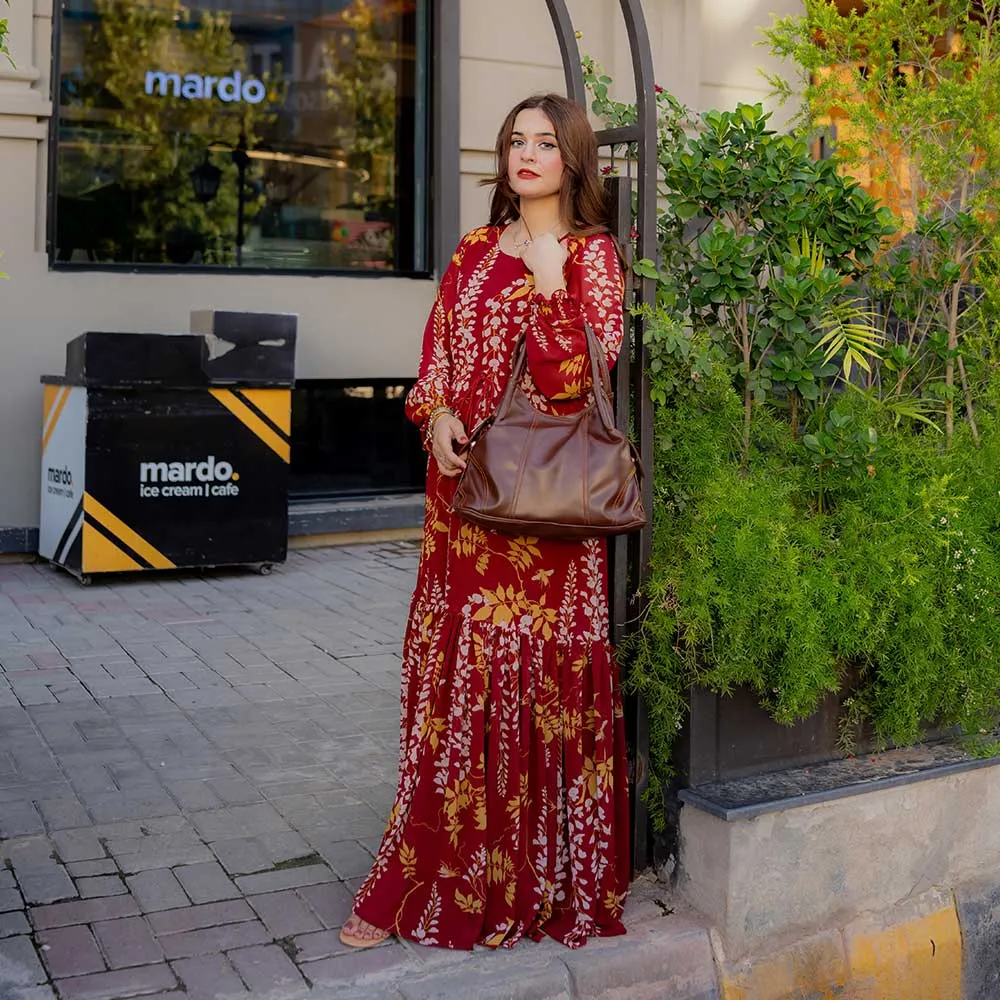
[633,258,659,280]
[674,200,701,222]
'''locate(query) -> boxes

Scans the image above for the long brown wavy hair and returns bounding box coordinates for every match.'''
[481,93,612,237]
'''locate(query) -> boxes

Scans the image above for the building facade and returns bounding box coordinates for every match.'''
[0,0,800,553]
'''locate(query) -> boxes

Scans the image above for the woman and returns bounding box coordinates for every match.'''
[339,93,631,951]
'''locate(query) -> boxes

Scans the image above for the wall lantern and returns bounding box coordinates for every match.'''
[190,154,223,203]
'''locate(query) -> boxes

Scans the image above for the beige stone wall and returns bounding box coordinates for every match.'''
[0,0,802,534]
[458,0,803,231]
[679,763,1000,962]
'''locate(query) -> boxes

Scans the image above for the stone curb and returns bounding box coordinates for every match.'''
[3,877,999,999]
[306,909,720,1000]
[313,880,999,1000]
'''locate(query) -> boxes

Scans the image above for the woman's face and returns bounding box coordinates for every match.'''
[507,107,565,203]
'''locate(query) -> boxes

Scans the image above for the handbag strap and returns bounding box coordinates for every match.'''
[495,321,618,429]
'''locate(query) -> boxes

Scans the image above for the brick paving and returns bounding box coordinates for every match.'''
[0,543,698,1000]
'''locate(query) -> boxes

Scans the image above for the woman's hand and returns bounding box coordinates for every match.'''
[521,232,568,298]
[431,413,468,478]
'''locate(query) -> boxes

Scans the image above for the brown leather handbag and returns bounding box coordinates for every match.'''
[451,323,647,540]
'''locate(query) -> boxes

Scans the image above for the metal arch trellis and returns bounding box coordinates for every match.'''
[544,0,658,871]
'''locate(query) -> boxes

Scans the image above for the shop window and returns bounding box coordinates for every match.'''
[51,0,429,274]
[290,379,426,497]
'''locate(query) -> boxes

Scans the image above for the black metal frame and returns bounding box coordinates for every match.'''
[544,0,658,870]
[45,0,63,265]
[431,0,461,279]
[45,0,451,280]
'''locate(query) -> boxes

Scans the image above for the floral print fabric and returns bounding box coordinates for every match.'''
[352,226,631,950]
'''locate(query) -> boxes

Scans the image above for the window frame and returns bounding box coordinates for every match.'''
[45,0,455,280]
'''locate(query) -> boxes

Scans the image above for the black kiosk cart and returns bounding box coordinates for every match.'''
[39,311,295,583]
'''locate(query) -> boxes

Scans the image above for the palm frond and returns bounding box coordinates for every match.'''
[816,298,883,378]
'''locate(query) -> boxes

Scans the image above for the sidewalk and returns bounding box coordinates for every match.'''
[0,543,716,1000]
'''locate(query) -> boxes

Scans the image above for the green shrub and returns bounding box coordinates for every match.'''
[628,374,1000,824]
[583,34,1000,827]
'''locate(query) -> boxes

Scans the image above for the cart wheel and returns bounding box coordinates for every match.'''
[79,575,93,587]
[257,564,273,576]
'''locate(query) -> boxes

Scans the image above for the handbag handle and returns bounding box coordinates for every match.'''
[494,321,618,430]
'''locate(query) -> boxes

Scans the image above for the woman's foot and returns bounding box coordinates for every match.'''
[339,913,390,949]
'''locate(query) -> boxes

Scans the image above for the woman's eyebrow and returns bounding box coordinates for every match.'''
[512,130,558,140]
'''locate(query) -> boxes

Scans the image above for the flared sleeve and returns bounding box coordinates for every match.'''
[525,233,625,401]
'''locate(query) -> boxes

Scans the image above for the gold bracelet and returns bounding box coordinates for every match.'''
[424,406,454,449]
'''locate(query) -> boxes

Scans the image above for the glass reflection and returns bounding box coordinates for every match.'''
[54,0,424,272]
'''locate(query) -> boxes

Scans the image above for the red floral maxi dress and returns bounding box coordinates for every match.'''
[352,225,631,950]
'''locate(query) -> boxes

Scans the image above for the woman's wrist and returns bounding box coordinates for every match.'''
[423,405,454,450]
[532,273,567,298]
